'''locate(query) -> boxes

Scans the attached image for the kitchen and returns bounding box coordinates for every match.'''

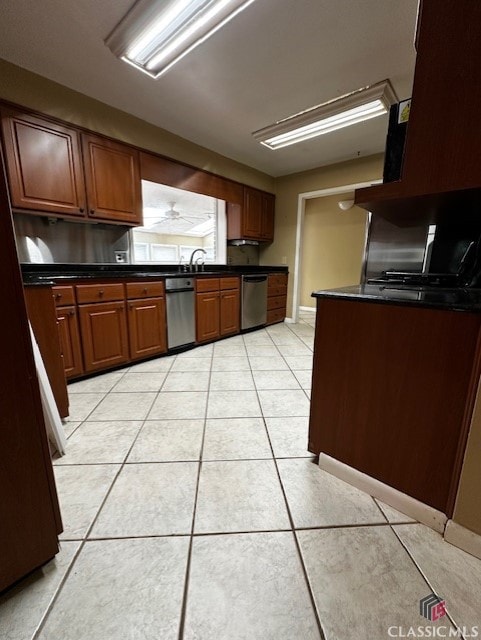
[2,0,480,637]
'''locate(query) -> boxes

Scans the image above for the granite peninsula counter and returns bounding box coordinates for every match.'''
[308,284,481,519]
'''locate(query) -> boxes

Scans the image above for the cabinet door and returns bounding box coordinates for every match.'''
[56,306,84,379]
[24,286,69,419]
[82,133,142,225]
[128,297,167,360]
[196,292,220,343]
[261,193,275,242]
[220,289,240,336]
[1,108,86,217]
[242,187,263,239]
[79,301,129,372]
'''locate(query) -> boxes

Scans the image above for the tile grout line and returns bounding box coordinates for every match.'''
[389,525,467,638]
[176,343,214,640]
[246,328,327,640]
[32,390,153,640]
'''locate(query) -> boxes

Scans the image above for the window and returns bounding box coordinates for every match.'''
[131,181,226,265]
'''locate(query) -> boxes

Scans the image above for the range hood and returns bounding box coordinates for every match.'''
[228,239,259,246]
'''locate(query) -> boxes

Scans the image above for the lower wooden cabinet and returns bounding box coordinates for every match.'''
[56,305,84,378]
[128,297,167,360]
[196,277,240,343]
[78,301,129,372]
[24,286,69,419]
[196,291,221,343]
[220,288,240,336]
[267,273,288,324]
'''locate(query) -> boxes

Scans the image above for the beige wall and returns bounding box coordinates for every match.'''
[300,196,368,307]
[260,154,384,314]
[0,59,275,193]
[453,378,481,535]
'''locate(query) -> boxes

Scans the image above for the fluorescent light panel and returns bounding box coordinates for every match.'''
[253,80,398,149]
[106,0,256,78]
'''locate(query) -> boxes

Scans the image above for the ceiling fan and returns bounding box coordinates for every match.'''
[148,201,212,230]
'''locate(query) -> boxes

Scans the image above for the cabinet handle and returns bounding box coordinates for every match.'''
[79,207,84,213]
[90,209,95,215]
[143,288,148,294]
[55,293,62,299]
[99,290,104,296]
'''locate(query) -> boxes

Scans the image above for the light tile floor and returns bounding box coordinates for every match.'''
[2,310,481,639]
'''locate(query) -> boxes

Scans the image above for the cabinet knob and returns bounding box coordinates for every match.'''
[99,290,104,296]
[55,293,62,299]
[79,207,84,213]
[143,288,148,294]
[69,310,75,316]
[90,209,95,215]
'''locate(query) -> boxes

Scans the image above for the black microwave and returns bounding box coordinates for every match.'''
[383,98,411,183]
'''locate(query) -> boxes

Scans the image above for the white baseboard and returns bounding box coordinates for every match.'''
[284,317,295,323]
[299,306,316,312]
[444,520,481,560]
[318,453,447,533]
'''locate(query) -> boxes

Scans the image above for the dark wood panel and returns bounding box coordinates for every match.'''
[128,297,167,360]
[266,308,286,325]
[220,289,240,336]
[0,106,86,217]
[309,298,481,515]
[261,192,275,242]
[24,287,69,419]
[219,277,240,291]
[354,0,481,216]
[78,301,129,372]
[76,283,125,304]
[196,278,220,293]
[126,281,164,299]
[56,305,84,379]
[400,0,481,194]
[243,187,263,239]
[140,152,244,204]
[52,285,75,307]
[196,292,220,343]
[82,134,142,225]
[0,148,61,591]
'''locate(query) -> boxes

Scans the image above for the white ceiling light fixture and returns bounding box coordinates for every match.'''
[252,80,398,150]
[105,0,256,78]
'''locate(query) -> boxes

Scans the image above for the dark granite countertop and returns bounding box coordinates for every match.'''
[21,263,288,286]
[311,284,481,312]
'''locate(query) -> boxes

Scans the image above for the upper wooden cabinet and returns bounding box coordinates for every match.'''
[227,186,275,242]
[1,108,86,217]
[0,107,143,226]
[355,0,481,218]
[82,134,142,225]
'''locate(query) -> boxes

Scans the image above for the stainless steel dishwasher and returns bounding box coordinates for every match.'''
[165,277,196,349]
[241,274,268,330]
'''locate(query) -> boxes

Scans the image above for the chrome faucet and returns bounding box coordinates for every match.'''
[189,248,206,271]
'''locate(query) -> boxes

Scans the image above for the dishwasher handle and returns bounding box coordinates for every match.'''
[243,275,268,283]
[166,287,195,293]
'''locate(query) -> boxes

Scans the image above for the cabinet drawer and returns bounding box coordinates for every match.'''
[268,273,288,287]
[268,284,287,297]
[76,283,125,303]
[267,308,286,325]
[196,278,220,293]
[220,277,240,291]
[126,281,164,299]
[52,285,75,307]
[267,295,287,311]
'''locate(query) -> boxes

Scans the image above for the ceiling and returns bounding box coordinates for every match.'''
[0,0,418,177]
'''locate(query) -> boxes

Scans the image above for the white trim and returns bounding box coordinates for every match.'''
[299,305,316,312]
[291,179,382,322]
[284,316,295,324]
[318,453,447,533]
[444,520,481,561]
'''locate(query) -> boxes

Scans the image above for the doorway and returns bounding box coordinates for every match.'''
[291,180,381,322]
